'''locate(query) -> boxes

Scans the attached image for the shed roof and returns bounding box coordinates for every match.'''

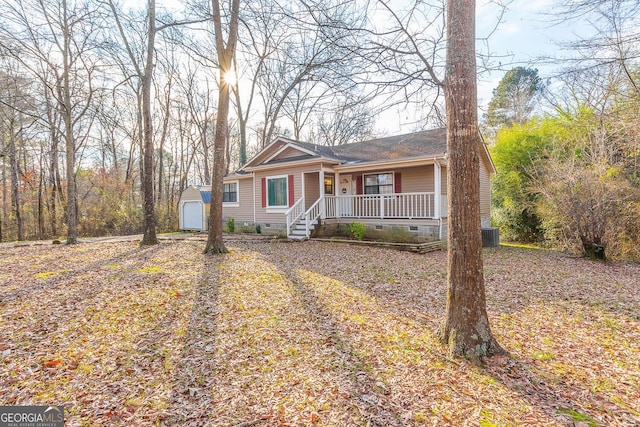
[199,190,211,203]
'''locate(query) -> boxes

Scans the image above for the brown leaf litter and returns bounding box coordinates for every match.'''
[0,238,638,426]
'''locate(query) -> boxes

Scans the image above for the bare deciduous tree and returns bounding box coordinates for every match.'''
[0,0,101,244]
[204,0,240,255]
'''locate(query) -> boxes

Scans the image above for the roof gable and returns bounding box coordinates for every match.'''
[244,136,342,169]
[242,129,448,171]
[243,138,290,168]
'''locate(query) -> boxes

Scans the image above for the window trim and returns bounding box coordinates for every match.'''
[363,171,394,195]
[266,174,289,210]
[222,180,240,207]
[324,175,334,195]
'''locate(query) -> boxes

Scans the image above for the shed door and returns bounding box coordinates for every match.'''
[182,201,203,230]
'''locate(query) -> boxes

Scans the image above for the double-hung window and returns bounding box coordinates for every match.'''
[223,182,238,204]
[364,172,394,194]
[267,176,288,208]
[324,176,334,195]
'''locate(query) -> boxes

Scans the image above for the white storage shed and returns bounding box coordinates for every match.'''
[179,186,211,231]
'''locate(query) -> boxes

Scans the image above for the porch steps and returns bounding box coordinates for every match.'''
[288,219,319,240]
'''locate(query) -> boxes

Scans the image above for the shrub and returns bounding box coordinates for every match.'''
[226,218,235,233]
[533,157,639,260]
[348,222,366,240]
[255,224,261,234]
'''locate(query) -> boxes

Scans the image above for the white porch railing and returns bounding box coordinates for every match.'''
[285,196,324,238]
[285,196,305,236]
[303,197,323,238]
[325,192,438,219]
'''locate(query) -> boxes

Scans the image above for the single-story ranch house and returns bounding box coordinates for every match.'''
[179,128,495,241]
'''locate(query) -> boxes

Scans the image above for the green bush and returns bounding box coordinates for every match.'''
[226,218,235,233]
[348,222,366,240]
[255,224,261,234]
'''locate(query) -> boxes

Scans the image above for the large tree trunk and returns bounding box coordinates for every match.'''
[204,71,229,254]
[63,106,78,244]
[60,0,78,245]
[140,0,158,245]
[204,0,240,255]
[439,0,504,363]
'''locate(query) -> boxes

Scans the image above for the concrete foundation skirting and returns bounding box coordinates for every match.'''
[312,238,445,253]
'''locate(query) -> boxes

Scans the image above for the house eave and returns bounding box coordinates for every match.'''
[244,156,342,172]
[333,155,446,173]
[223,173,253,181]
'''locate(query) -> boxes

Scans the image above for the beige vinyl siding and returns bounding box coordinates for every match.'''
[398,165,435,193]
[275,146,310,160]
[254,164,325,223]
[441,165,447,195]
[304,172,320,210]
[352,165,440,194]
[222,178,254,222]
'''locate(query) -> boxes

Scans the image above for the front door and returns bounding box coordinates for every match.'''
[339,175,353,216]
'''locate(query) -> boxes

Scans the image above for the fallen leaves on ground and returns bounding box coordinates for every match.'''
[0,238,638,426]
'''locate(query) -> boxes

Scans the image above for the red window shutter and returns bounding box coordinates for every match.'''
[394,172,402,193]
[288,174,295,207]
[261,177,266,207]
[356,175,363,194]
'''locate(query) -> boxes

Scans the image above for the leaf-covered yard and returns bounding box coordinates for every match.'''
[0,238,638,426]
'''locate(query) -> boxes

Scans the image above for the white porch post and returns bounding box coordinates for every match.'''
[319,168,325,219]
[335,172,341,219]
[301,172,305,206]
[434,162,441,219]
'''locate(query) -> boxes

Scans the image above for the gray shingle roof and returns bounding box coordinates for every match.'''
[256,128,447,167]
[331,128,446,162]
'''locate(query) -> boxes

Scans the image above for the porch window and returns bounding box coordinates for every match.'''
[223,182,238,203]
[324,176,334,195]
[267,176,288,207]
[364,172,394,194]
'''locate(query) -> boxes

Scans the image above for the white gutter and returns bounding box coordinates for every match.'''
[333,155,445,173]
[244,157,341,172]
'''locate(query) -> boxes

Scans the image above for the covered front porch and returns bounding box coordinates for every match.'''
[285,163,447,239]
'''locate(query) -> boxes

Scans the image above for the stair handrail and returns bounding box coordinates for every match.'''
[285,196,305,237]
[303,196,323,238]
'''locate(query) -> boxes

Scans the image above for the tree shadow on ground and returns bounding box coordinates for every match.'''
[254,241,640,426]
[0,243,160,304]
[287,268,408,426]
[163,246,224,426]
[481,354,629,426]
